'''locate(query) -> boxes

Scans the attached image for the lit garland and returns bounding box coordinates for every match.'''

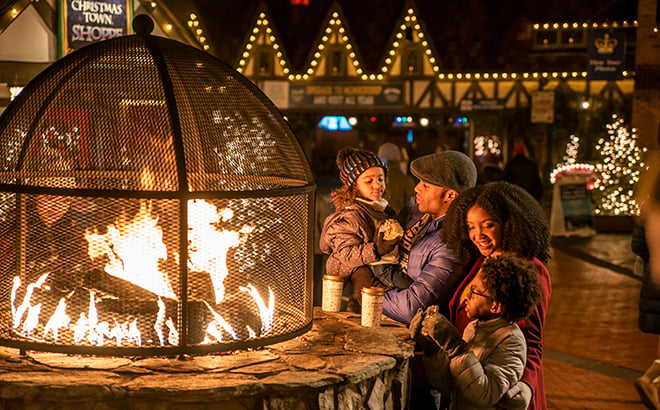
[549,134,598,185]
[379,7,441,78]
[532,21,638,31]
[237,11,290,76]
[295,10,364,81]
[223,8,636,82]
[593,114,646,216]
[186,13,210,51]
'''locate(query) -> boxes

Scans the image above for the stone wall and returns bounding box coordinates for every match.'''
[0,308,414,409]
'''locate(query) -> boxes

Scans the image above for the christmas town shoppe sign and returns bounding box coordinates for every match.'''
[59,0,133,56]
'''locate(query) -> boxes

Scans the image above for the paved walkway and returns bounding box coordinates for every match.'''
[545,233,655,409]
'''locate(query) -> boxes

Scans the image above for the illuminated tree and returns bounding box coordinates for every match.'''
[593,114,645,215]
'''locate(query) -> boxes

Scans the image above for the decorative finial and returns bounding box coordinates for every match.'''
[133,14,154,35]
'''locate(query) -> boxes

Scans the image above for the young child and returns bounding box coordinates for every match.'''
[409,254,541,409]
[319,146,410,312]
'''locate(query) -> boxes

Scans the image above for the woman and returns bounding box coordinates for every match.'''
[441,181,552,409]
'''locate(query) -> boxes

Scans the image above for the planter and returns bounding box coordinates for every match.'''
[592,215,635,234]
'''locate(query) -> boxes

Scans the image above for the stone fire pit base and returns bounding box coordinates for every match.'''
[0,308,413,409]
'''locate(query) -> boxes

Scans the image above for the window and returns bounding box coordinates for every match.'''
[326,47,345,76]
[403,46,422,75]
[256,48,273,76]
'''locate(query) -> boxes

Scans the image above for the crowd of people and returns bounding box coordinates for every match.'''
[318,142,551,409]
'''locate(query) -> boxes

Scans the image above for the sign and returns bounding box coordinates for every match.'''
[460,98,504,111]
[587,31,625,80]
[59,0,133,57]
[559,182,593,230]
[288,83,404,108]
[531,90,555,124]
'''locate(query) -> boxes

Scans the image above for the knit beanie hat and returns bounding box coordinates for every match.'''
[337,147,387,186]
[410,150,477,192]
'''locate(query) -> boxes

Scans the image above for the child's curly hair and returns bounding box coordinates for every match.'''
[331,185,359,211]
[480,254,541,322]
[442,181,550,263]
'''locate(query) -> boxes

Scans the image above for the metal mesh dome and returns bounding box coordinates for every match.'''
[0,22,315,356]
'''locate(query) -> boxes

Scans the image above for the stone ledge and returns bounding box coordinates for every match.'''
[0,308,414,409]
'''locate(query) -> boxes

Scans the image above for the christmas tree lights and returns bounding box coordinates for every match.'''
[593,114,645,215]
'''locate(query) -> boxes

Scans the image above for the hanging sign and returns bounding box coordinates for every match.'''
[587,31,625,81]
[531,90,555,124]
[59,0,133,57]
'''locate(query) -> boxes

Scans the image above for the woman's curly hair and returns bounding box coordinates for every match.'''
[480,254,541,322]
[442,181,551,262]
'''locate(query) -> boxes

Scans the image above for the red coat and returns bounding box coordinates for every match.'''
[449,256,552,410]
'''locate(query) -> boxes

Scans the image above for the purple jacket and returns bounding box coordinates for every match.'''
[382,199,466,324]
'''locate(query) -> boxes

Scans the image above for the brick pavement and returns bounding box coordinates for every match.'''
[545,238,655,409]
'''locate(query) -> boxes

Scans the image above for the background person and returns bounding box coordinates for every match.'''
[378,142,416,213]
[442,181,552,409]
[503,142,544,201]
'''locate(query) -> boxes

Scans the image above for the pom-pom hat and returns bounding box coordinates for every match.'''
[410,150,477,192]
[337,147,387,186]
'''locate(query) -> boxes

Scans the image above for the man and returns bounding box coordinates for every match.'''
[382,150,477,325]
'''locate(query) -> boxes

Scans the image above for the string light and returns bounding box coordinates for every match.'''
[379,7,441,78]
[301,11,363,79]
[550,135,598,186]
[236,11,290,76]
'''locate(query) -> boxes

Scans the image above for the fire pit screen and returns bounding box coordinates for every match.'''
[0,18,315,356]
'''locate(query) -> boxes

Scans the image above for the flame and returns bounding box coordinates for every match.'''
[13,273,49,329]
[42,298,70,343]
[86,200,176,299]
[23,303,41,337]
[154,296,167,346]
[69,290,143,347]
[203,300,237,342]
[239,284,275,336]
[188,200,254,304]
[9,189,283,349]
[152,296,178,346]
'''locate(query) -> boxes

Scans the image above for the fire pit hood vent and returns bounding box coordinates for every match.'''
[0,16,315,356]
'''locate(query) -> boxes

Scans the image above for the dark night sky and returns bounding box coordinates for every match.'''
[0,0,639,71]
[158,0,638,72]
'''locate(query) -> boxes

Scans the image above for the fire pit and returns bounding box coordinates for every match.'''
[0,16,315,356]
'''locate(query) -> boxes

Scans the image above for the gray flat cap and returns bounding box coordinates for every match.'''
[410,151,477,191]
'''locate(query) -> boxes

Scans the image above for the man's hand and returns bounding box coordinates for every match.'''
[375,231,398,257]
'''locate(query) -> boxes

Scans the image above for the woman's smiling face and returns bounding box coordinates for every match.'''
[466,205,503,257]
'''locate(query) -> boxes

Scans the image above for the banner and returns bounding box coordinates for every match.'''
[587,31,625,81]
[288,83,404,108]
[59,0,133,56]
